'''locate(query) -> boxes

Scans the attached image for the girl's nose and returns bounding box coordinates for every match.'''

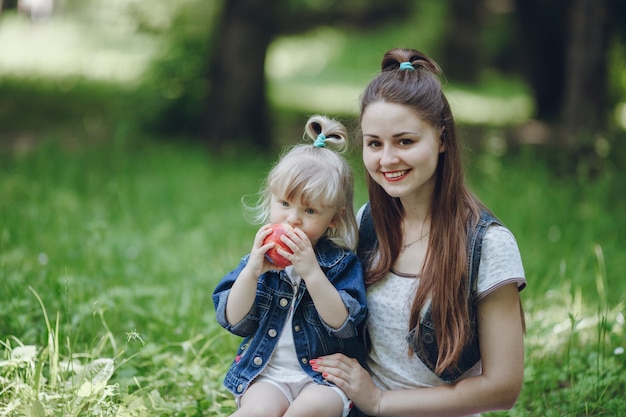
[286,212,301,227]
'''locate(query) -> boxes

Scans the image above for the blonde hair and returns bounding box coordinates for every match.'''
[245,115,358,250]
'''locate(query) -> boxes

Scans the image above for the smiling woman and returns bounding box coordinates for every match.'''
[361,101,444,201]
[310,48,527,417]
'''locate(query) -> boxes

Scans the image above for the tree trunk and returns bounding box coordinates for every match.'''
[440,0,485,83]
[560,0,610,150]
[514,0,569,122]
[204,0,275,150]
[203,0,413,150]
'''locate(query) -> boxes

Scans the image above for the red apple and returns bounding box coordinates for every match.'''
[263,223,293,267]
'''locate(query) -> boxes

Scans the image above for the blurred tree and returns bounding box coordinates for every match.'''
[143,0,625,161]
[0,0,17,12]
[561,0,612,149]
[514,0,568,124]
[204,0,413,150]
[439,0,485,83]
[514,0,624,156]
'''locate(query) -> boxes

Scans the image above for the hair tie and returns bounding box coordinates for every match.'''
[313,133,326,148]
[399,61,414,71]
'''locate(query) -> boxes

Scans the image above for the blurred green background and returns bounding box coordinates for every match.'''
[1,0,625,415]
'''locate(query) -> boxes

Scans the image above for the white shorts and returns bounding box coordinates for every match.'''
[238,376,353,417]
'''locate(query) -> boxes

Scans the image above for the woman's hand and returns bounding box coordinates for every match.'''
[311,353,381,416]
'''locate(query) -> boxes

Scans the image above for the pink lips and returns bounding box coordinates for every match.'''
[383,169,410,182]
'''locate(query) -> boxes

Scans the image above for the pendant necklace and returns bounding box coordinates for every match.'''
[400,229,430,253]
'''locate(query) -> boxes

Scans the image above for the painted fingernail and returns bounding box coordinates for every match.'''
[322,372,328,378]
[311,365,319,370]
[309,359,316,365]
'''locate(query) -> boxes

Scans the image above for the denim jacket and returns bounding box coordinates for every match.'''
[357,203,501,383]
[212,237,368,396]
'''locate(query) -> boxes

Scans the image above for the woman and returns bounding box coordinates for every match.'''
[310,48,527,416]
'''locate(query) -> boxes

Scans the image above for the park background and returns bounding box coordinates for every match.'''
[1,0,625,415]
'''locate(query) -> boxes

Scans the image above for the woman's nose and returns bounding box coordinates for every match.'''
[380,146,399,165]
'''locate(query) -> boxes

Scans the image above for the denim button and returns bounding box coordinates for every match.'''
[268,329,277,337]
[294,325,301,332]
[253,356,263,366]
[237,384,244,393]
[280,298,289,307]
[301,357,308,364]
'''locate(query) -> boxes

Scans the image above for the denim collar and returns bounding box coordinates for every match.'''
[315,237,349,269]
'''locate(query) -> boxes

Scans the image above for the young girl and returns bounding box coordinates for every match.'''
[311,49,527,416]
[212,115,368,417]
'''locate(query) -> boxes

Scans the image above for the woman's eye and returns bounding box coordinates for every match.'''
[399,138,414,145]
[365,139,381,148]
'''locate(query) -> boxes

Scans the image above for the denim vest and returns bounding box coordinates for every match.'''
[357,203,501,384]
[213,238,368,396]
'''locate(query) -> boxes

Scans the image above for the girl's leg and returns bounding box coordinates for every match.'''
[284,384,346,417]
[230,381,290,417]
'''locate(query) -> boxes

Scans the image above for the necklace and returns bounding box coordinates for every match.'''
[400,229,430,253]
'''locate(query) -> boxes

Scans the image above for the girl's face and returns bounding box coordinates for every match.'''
[361,101,444,203]
[269,193,337,246]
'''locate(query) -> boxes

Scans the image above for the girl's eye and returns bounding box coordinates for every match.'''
[281,200,290,207]
[305,208,316,215]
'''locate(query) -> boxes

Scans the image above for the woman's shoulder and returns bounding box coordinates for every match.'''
[356,202,369,225]
[484,223,517,243]
[476,224,526,298]
[481,224,522,263]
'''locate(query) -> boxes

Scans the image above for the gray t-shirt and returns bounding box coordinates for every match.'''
[365,225,526,417]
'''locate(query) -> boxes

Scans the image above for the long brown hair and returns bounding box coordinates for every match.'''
[360,48,485,374]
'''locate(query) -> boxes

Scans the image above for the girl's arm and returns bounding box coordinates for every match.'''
[303,265,349,329]
[224,224,276,325]
[280,227,350,329]
[314,282,525,416]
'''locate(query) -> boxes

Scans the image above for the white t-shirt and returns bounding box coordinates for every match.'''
[365,225,526,417]
[261,267,308,383]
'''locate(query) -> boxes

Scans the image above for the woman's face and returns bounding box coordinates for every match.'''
[361,101,444,203]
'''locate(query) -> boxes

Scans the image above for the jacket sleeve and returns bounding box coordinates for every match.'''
[212,255,261,337]
[321,253,368,338]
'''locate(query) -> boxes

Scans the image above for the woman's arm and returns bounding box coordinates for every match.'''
[314,282,525,416]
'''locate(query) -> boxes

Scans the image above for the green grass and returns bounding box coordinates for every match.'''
[0,138,267,415]
[1,133,625,416]
[2,1,625,413]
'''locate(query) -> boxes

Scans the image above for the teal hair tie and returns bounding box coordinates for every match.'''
[313,133,326,148]
[399,61,414,71]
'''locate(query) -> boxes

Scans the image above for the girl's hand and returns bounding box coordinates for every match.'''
[310,353,381,416]
[276,227,319,279]
[247,224,281,275]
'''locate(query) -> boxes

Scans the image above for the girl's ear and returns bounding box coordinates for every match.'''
[329,207,346,229]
